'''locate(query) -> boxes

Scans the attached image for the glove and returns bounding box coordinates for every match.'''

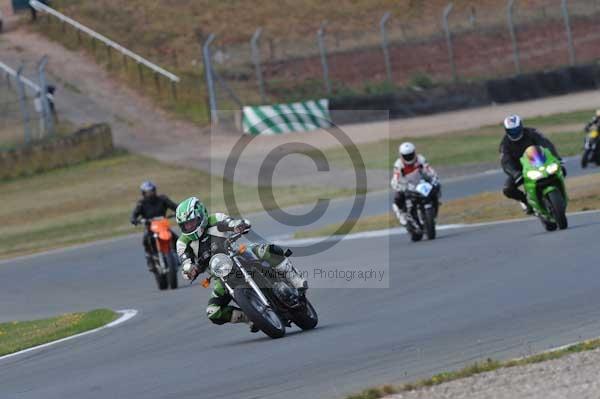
[183,264,201,281]
[232,219,251,234]
[130,217,139,226]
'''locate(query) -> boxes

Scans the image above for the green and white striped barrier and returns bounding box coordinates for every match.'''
[242,99,331,135]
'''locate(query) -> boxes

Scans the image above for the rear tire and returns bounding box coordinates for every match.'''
[234,287,285,339]
[154,272,168,290]
[290,298,318,330]
[166,253,178,290]
[423,207,436,240]
[546,190,568,230]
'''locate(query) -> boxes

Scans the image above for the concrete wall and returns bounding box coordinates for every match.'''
[0,123,113,179]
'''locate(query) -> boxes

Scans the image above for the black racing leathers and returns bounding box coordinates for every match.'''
[499,127,561,203]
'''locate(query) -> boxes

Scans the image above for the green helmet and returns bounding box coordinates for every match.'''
[176,197,208,240]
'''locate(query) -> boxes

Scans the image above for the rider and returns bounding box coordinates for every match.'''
[500,114,564,213]
[391,142,440,226]
[584,109,600,132]
[175,197,307,329]
[130,181,178,271]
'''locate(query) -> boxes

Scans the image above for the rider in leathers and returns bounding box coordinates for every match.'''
[391,142,440,226]
[175,197,307,330]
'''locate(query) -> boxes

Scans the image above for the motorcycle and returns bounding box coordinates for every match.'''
[581,127,600,168]
[139,216,179,290]
[404,178,439,242]
[201,232,318,339]
[520,145,568,231]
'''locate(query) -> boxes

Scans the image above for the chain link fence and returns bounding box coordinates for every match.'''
[202,0,600,126]
[0,58,54,149]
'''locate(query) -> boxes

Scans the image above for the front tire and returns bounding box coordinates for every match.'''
[423,207,436,240]
[234,287,286,339]
[582,149,592,168]
[154,271,168,290]
[290,298,318,330]
[546,190,568,230]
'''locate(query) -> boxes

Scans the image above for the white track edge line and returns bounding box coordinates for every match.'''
[0,309,138,362]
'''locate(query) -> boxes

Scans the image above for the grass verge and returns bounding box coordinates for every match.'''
[346,337,600,399]
[309,109,592,170]
[0,152,353,259]
[294,172,600,238]
[0,309,117,356]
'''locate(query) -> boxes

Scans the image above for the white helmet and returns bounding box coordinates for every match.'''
[504,114,524,141]
[399,142,416,164]
[596,109,600,117]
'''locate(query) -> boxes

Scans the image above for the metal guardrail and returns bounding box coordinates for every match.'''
[0,61,53,100]
[29,0,180,83]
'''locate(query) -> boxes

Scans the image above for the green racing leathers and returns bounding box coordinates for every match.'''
[176,212,306,325]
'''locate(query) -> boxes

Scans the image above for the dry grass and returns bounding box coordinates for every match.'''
[294,172,600,238]
[0,152,353,258]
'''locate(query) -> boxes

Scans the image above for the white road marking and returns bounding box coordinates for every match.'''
[275,209,600,246]
[0,309,138,362]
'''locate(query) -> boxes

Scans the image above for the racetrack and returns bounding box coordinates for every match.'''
[2,162,600,398]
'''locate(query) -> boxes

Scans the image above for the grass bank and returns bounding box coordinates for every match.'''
[0,309,117,356]
[347,337,600,399]
[294,172,600,239]
[0,152,353,259]
[309,109,592,171]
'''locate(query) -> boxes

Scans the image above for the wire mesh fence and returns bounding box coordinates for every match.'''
[0,63,56,149]
[203,0,600,127]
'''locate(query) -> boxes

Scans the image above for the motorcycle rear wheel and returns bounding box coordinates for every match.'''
[234,287,286,339]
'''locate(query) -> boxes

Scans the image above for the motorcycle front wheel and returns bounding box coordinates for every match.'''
[166,252,178,289]
[581,149,592,168]
[423,207,436,240]
[234,287,286,339]
[546,190,568,230]
[290,298,318,330]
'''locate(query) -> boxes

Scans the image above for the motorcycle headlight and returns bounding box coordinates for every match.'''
[209,253,233,278]
[546,163,559,174]
[526,170,544,180]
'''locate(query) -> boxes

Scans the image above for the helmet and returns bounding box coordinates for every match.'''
[176,197,208,240]
[140,181,156,198]
[504,114,524,141]
[399,142,416,164]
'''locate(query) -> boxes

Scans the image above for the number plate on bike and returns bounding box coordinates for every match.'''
[416,182,433,196]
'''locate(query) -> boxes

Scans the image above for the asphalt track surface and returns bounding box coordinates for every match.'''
[2,159,600,399]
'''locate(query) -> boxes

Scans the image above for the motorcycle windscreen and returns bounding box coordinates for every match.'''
[525,146,546,168]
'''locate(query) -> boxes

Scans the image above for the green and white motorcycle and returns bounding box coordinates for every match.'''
[520,145,568,231]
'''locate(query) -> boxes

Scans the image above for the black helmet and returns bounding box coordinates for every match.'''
[140,181,157,198]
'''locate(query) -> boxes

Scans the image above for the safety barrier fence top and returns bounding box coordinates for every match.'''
[29,0,180,84]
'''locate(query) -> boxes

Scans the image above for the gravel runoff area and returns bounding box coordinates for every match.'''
[386,348,600,399]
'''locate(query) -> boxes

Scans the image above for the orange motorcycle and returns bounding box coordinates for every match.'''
[140,216,179,290]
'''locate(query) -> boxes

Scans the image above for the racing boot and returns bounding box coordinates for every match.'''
[231,309,259,333]
[393,203,407,226]
[520,201,534,215]
[274,258,308,292]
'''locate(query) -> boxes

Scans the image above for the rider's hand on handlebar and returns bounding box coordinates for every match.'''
[233,219,251,234]
[185,265,201,282]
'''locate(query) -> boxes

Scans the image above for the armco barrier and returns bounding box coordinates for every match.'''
[331,63,600,122]
[0,123,113,179]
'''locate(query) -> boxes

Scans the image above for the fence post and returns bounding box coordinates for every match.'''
[442,3,457,82]
[317,22,332,95]
[507,0,521,75]
[37,55,53,137]
[251,27,266,104]
[16,66,32,144]
[203,33,218,126]
[380,12,392,82]
[561,0,576,66]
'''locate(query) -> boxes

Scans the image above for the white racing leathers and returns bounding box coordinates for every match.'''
[390,155,439,223]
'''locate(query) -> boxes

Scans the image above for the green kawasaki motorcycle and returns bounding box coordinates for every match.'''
[520,145,568,231]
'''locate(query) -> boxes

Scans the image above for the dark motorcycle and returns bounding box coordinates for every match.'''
[204,232,318,339]
[404,179,439,242]
[581,128,600,168]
